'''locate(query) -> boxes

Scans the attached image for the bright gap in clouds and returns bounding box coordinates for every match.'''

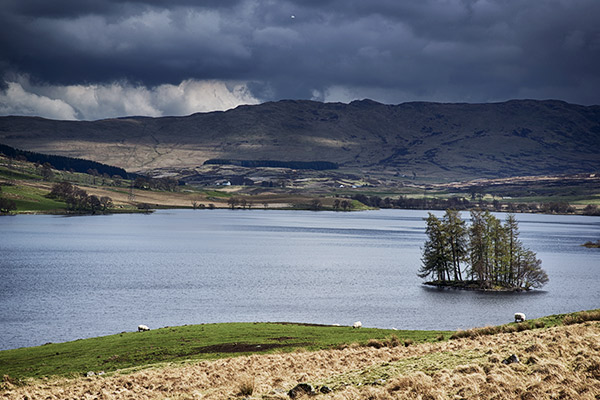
[0,77,260,120]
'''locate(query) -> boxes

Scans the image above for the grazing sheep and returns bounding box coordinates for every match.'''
[138,324,150,332]
[353,321,362,329]
[514,313,526,323]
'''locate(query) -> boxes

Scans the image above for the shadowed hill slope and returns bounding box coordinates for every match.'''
[1,99,599,179]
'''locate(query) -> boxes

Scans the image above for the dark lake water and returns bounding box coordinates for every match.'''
[1,209,599,350]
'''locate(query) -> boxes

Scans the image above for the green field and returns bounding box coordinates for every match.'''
[2,152,600,215]
[2,309,599,382]
[0,166,40,181]
[0,323,449,381]
[1,184,66,212]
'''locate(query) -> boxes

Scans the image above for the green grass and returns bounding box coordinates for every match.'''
[571,194,600,205]
[1,310,599,383]
[202,190,232,198]
[2,185,66,212]
[0,323,449,381]
[0,166,41,181]
[503,194,600,205]
[349,199,371,210]
[322,349,486,389]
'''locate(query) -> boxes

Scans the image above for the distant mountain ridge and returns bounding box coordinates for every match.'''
[0,99,599,179]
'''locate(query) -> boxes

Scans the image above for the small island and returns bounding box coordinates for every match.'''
[419,210,548,291]
[582,240,600,248]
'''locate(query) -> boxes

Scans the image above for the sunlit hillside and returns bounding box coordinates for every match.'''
[2,318,599,399]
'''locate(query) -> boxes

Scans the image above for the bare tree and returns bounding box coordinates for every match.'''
[227,197,238,209]
[100,196,113,211]
[310,199,322,210]
[40,163,54,181]
[341,200,351,211]
[333,199,340,210]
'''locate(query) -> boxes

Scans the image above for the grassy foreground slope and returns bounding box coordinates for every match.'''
[0,310,600,399]
[1,315,599,399]
[0,323,448,381]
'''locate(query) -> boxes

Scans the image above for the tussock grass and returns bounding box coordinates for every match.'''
[563,309,600,325]
[450,309,600,340]
[2,311,600,399]
[235,375,255,397]
[3,321,598,399]
[365,336,404,349]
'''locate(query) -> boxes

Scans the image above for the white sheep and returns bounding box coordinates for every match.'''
[138,324,150,332]
[514,313,526,323]
[352,321,362,329]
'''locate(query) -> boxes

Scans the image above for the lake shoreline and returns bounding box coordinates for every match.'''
[582,240,600,248]
[3,204,599,217]
[423,280,530,292]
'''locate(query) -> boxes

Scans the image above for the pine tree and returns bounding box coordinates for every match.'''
[504,213,520,286]
[443,209,467,282]
[484,212,501,285]
[468,210,488,287]
[516,248,548,289]
[421,209,548,290]
[418,213,451,282]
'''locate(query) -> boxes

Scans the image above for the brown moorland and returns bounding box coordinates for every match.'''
[1,99,599,180]
[2,322,599,399]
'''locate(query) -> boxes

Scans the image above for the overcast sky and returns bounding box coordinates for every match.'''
[1,0,599,120]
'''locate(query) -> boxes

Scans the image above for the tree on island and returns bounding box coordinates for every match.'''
[419,210,548,290]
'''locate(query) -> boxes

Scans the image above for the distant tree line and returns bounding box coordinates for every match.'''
[539,202,575,214]
[227,197,254,209]
[352,194,472,210]
[228,176,255,186]
[133,176,181,191]
[261,180,285,188]
[332,198,353,211]
[419,210,548,290]
[350,194,585,215]
[0,143,129,178]
[204,159,339,170]
[47,182,113,213]
[583,205,600,216]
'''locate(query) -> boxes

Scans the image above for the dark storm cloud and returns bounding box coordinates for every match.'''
[3,0,244,18]
[1,0,599,119]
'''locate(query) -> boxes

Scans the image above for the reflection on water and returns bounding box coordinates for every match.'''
[0,209,599,350]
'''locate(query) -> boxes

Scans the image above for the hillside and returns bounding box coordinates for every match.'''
[1,99,599,180]
[1,313,599,399]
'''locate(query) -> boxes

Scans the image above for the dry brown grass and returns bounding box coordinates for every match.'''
[10,179,311,210]
[2,322,599,399]
[450,319,550,340]
[564,310,600,325]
